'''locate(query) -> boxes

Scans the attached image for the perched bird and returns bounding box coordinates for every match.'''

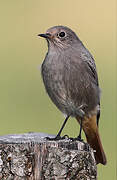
[38,26,107,165]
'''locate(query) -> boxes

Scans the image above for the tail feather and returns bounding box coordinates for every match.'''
[76,115,107,165]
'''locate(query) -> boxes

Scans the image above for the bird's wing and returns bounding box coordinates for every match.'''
[64,50,100,124]
[80,52,100,125]
[80,51,99,86]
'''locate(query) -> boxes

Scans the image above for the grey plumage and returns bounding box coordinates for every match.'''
[38,26,107,166]
[40,26,100,118]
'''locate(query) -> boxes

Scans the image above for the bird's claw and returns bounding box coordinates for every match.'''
[45,135,83,142]
[69,136,83,142]
[45,134,69,141]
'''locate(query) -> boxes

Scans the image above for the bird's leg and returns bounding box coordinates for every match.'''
[77,118,83,141]
[55,115,70,139]
[69,117,83,142]
[46,116,70,141]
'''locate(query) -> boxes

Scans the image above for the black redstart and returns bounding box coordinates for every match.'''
[38,26,107,165]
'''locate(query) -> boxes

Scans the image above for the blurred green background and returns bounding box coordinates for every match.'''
[0,0,116,179]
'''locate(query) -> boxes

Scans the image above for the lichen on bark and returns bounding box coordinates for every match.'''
[0,133,97,180]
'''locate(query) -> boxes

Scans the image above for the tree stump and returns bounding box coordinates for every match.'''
[0,133,97,180]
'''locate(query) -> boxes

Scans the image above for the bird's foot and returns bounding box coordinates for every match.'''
[69,136,83,142]
[45,135,83,142]
[45,134,69,141]
[76,135,83,142]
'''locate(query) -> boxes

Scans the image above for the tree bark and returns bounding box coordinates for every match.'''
[0,133,97,180]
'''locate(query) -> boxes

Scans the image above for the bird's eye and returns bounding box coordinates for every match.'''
[58,31,66,38]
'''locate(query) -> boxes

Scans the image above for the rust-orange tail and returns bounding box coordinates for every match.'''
[76,115,107,165]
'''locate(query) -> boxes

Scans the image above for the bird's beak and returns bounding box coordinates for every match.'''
[38,33,51,39]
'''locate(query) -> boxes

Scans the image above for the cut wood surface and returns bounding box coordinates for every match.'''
[0,133,97,180]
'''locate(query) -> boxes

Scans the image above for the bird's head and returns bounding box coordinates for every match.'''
[38,26,80,50]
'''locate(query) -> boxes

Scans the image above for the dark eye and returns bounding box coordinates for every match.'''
[58,31,66,38]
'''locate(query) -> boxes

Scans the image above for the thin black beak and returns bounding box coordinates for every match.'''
[38,33,51,39]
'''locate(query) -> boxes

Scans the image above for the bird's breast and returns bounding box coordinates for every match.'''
[41,50,99,117]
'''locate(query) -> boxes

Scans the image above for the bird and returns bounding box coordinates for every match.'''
[38,26,107,165]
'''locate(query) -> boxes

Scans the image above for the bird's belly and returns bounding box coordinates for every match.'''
[42,72,85,117]
[42,62,99,117]
[42,70,67,112]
